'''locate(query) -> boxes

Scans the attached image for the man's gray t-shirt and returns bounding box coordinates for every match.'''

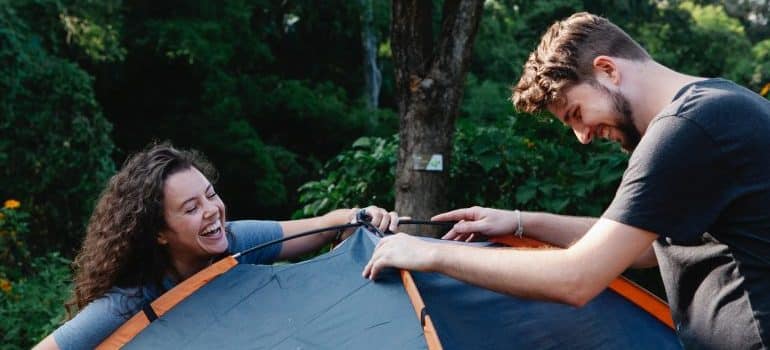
[52,220,283,350]
[604,79,770,349]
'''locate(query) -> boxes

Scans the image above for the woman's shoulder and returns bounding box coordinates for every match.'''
[52,285,159,349]
[226,220,283,264]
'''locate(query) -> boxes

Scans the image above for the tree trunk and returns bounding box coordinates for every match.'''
[391,0,484,235]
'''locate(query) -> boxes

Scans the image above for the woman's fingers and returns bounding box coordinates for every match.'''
[387,211,399,232]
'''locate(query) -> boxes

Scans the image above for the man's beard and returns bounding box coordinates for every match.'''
[600,83,641,152]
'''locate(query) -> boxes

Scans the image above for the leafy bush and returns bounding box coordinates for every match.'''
[296,135,398,218]
[0,253,71,349]
[0,6,115,254]
[451,116,627,216]
[0,199,71,349]
[0,200,32,280]
[297,116,628,219]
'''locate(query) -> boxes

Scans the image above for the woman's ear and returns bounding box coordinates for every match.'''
[157,231,169,245]
[593,55,620,85]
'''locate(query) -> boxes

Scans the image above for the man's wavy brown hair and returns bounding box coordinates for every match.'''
[65,142,217,318]
[512,12,651,113]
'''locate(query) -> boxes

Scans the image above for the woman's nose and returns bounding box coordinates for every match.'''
[203,200,218,218]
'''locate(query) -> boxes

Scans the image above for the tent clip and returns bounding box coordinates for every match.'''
[420,307,428,327]
[143,304,159,322]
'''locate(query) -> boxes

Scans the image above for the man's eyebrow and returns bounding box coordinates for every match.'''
[562,105,574,122]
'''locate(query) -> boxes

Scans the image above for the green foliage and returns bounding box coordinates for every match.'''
[296,135,398,218]
[0,201,32,281]
[91,0,399,219]
[0,4,116,253]
[0,201,71,349]
[451,117,627,216]
[298,117,627,218]
[751,40,770,89]
[10,0,125,63]
[0,253,71,349]
[461,75,515,124]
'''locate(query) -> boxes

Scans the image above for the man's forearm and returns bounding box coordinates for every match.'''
[520,211,597,247]
[520,211,657,268]
[429,243,593,306]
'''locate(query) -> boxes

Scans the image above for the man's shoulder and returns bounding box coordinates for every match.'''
[663,78,764,120]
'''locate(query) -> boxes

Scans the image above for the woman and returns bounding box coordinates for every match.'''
[34,143,399,349]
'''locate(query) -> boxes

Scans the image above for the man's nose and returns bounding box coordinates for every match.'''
[573,125,593,144]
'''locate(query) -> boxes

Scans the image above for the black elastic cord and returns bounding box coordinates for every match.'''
[398,219,458,227]
[234,223,362,259]
[234,219,460,259]
[143,304,159,322]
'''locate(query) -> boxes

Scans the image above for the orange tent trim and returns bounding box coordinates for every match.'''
[490,235,675,329]
[400,270,444,350]
[96,256,239,349]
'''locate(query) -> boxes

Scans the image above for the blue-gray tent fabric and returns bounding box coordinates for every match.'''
[126,228,681,349]
[126,228,428,349]
[413,271,682,349]
[409,236,681,349]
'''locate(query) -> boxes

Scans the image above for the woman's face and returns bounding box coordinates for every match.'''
[158,167,228,265]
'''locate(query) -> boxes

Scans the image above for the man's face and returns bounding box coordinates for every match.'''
[547,81,641,152]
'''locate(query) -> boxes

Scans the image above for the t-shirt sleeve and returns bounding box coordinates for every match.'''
[227,220,284,264]
[603,116,729,242]
[52,292,142,350]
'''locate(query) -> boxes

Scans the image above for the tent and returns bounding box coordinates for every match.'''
[99,227,682,349]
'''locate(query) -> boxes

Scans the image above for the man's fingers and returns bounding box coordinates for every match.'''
[363,258,374,279]
[431,208,471,221]
[442,227,459,240]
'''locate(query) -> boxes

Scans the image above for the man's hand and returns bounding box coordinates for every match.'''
[433,206,518,241]
[362,233,436,280]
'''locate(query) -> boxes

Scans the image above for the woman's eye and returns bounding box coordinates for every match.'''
[206,192,218,199]
[185,206,198,214]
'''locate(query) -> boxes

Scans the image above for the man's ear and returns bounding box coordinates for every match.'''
[593,56,620,85]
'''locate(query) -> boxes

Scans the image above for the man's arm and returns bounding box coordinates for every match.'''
[436,207,657,268]
[522,212,657,268]
[364,218,658,306]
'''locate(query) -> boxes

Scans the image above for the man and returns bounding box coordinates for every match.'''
[363,12,770,349]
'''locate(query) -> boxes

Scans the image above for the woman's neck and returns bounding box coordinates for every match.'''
[167,256,212,282]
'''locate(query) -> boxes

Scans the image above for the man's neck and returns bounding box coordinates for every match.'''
[628,61,705,134]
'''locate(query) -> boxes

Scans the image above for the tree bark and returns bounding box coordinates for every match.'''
[391,0,484,235]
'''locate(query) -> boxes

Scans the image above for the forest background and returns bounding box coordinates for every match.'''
[2,0,770,347]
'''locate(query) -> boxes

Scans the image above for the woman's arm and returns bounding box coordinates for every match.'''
[277,206,399,260]
[32,335,60,350]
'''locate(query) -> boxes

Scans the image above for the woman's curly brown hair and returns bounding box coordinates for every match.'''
[512,12,651,113]
[65,142,217,318]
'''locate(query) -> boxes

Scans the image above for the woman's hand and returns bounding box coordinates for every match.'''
[340,205,400,240]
